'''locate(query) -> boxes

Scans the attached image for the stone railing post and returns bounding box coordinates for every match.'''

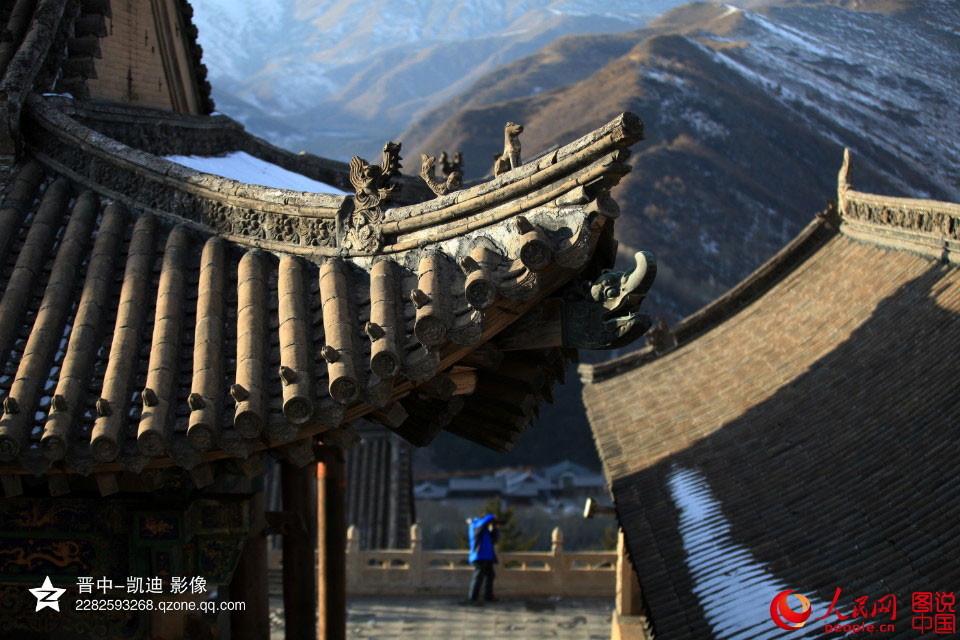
[346,524,361,589]
[551,527,565,594]
[410,523,424,588]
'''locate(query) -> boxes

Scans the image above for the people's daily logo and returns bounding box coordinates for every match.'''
[770,589,812,631]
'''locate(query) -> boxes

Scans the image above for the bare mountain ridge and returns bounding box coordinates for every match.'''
[300,13,648,159]
[396,30,644,156]
[192,0,699,160]
[403,0,960,319]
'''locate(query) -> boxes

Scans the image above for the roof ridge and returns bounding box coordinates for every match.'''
[581,210,838,384]
[581,148,960,384]
[837,148,960,262]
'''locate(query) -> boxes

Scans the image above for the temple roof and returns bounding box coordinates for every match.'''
[0,1,657,490]
[580,152,960,637]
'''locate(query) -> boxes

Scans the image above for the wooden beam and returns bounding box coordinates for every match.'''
[1,474,23,497]
[392,398,447,447]
[495,360,549,392]
[449,366,478,396]
[446,414,520,452]
[370,402,408,429]
[47,473,70,496]
[417,372,456,401]
[95,472,119,496]
[188,463,214,489]
[460,400,531,430]
[495,298,563,351]
[457,343,503,371]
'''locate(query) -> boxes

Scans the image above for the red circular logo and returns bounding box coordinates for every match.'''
[771,589,812,631]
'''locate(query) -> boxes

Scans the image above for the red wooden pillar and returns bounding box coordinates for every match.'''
[317,446,346,640]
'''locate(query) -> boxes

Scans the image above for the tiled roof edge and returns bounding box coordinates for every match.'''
[25,95,640,258]
[836,149,960,261]
[580,148,960,385]
[47,96,423,200]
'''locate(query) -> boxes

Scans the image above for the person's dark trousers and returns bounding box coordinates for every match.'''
[468,560,495,601]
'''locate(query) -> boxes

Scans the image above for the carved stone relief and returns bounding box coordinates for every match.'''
[27,125,340,248]
[341,141,404,252]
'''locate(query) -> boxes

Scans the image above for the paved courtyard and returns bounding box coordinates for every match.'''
[270,596,613,639]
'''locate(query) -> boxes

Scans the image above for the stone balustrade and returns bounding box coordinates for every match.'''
[345,523,616,597]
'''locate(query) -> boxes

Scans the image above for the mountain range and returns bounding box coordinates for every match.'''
[195,0,960,322]
[190,0,960,468]
[192,0,691,157]
[403,0,960,320]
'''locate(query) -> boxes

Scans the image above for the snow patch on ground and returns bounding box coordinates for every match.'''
[683,109,728,140]
[698,231,720,255]
[164,151,350,194]
[642,66,686,87]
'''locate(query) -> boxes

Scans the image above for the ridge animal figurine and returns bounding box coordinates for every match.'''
[439,151,463,177]
[349,141,402,211]
[420,154,462,196]
[564,251,658,350]
[492,122,523,177]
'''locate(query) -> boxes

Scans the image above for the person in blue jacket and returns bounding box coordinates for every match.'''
[467,513,500,604]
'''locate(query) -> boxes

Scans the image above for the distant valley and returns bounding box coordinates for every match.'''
[191,0,690,159]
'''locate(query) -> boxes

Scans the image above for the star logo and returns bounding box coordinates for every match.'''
[29,576,66,613]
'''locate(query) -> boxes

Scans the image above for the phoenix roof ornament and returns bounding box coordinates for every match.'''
[349,141,403,211]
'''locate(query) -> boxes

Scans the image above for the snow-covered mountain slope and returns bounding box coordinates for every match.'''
[189,0,959,318]
[404,1,960,319]
[194,0,685,79]
[703,1,960,201]
[190,0,695,158]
